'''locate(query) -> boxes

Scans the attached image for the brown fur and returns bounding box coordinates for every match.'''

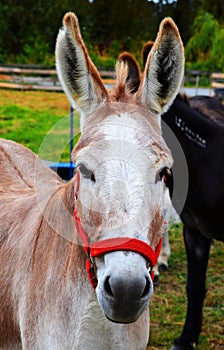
[63,12,108,101]
[148,210,164,250]
[109,60,136,102]
[0,139,84,347]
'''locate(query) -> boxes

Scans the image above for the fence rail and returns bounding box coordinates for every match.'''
[210,72,224,100]
[0,66,60,91]
[0,65,224,99]
[0,65,115,91]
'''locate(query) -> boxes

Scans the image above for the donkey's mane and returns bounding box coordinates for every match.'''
[176,93,224,126]
[189,95,224,126]
[110,61,136,102]
[115,60,129,88]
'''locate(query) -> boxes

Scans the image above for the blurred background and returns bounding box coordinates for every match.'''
[0,0,224,73]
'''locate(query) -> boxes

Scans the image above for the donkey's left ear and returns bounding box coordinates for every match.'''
[138,17,184,117]
[55,12,108,122]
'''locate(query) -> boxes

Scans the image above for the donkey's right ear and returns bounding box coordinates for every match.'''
[55,12,108,122]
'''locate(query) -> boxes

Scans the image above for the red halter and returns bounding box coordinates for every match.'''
[74,171,162,289]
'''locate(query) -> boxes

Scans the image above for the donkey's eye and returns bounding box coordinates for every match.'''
[156,167,173,197]
[79,164,96,182]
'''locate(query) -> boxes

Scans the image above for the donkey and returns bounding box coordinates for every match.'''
[0,12,184,350]
[142,41,224,349]
[118,49,181,281]
[163,94,224,350]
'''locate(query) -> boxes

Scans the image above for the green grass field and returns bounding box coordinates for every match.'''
[0,89,223,349]
[0,89,80,161]
[148,224,224,350]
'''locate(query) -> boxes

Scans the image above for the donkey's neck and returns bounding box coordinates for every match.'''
[32,180,86,282]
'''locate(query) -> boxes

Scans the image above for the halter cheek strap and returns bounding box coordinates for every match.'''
[74,171,162,289]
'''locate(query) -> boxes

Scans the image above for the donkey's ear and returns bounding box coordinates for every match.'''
[138,18,184,118]
[55,12,108,121]
[142,41,154,69]
[118,52,141,93]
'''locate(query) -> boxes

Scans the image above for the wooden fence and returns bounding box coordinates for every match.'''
[0,64,224,99]
[0,64,115,91]
[210,72,224,100]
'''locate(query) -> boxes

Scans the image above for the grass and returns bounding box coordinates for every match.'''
[147,224,224,350]
[0,89,223,349]
[0,89,80,161]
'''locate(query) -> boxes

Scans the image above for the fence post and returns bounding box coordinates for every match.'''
[70,105,74,179]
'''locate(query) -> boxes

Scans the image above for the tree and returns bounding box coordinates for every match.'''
[186,12,219,60]
[89,0,157,56]
[185,11,224,71]
[210,28,224,71]
[200,0,224,24]
[0,0,91,63]
[1,0,219,68]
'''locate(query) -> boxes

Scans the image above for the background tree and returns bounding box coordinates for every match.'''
[185,12,221,70]
[89,0,155,54]
[210,28,224,71]
[200,0,224,24]
[0,0,91,63]
[0,0,224,71]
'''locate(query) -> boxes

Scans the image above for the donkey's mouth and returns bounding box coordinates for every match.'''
[98,291,150,324]
[105,314,138,324]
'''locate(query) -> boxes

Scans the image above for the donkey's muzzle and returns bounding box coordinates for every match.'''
[99,271,152,323]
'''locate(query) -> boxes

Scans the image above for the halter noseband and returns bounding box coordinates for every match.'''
[74,171,162,289]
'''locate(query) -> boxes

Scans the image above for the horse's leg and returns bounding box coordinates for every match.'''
[171,225,211,350]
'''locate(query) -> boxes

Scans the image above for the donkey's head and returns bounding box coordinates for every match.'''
[56,12,184,323]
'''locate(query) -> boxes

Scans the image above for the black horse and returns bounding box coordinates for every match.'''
[162,94,224,350]
[119,48,224,349]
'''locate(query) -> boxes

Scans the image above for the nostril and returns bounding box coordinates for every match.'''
[104,276,114,297]
[141,277,151,298]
